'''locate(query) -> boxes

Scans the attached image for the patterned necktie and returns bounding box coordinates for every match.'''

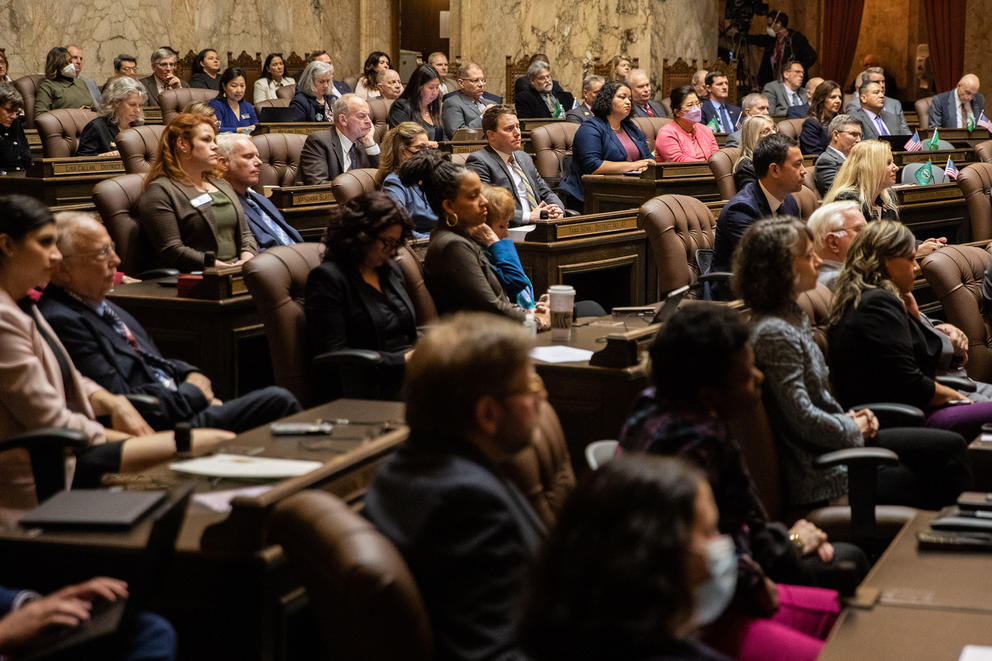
[642,103,655,118]
[719,105,733,133]
[544,93,562,118]
[100,303,178,391]
[874,116,889,136]
[347,143,360,171]
[244,194,292,246]
[961,102,972,130]
[508,156,538,208]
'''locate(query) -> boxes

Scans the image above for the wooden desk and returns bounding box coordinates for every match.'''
[893,183,970,242]
[893,147,973,167]
[252,122,332,136]
[263,184,336,241]
[919,127,991,148]
[582,161,720,213]
[0,155,124,205]
[0,398,406,661]
[107,279,270,400]
[514,209,648,308]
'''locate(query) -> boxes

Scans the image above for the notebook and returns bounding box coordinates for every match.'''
[19,489,167,530]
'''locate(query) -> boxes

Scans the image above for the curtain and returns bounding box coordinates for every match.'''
[819,0,865,86]
[925,0,966,92]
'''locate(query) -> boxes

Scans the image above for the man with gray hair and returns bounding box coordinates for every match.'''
[442,62,499,135]
[299,93,379,184]
[848,79,909,138]
[216,133,302,250]
[627,69,666,118]
[512,53,574,112]
[514,59,570,119]
[566,74,603,124]
[807,200,866,289]
[138,47,187,106]
[726,92,771,147]
[66,44,102,105]
[814,114,861,195]
[845,67,905,123]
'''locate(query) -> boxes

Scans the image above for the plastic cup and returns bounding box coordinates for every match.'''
[548,285,576,342]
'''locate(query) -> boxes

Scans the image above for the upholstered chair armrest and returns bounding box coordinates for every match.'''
[851,402,925,427]
[814,446,900,470]
[936,375,978,392]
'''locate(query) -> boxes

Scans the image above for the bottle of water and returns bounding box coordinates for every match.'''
[523,313,537,336]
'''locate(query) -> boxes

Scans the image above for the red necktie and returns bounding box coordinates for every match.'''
[643,104,655,118]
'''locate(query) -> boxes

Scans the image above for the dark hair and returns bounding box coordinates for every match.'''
[481,103,515,134]
[0,82,24,112]
[0,195,54,243]
[215,67,247,101]
[113,54,137,72]
[361,51,391,89]
[808,80,841,124]
[321,191,413,266]
[309,50,329,62]
[398,65,442,122]
[732,215,812,315]
[753,132,796,177]
[191,48,217,76]
[44,47,71,81]
[669,85,697,115]
[520,453,703,661]
[261,53,284,80]
[591,80,630,120]
[650,304,750,402]
[704,70,727,87]
[783,59,803,74]
[770,10,789,27]
[398,149,470,218]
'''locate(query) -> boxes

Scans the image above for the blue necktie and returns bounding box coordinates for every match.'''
[244,194,292,246]
[719,105,733,133]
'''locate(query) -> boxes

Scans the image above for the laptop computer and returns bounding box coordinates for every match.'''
[258,106,297,123]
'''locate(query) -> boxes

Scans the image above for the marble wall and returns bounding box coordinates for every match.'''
[0,0,390,82]
[964,0,992,96]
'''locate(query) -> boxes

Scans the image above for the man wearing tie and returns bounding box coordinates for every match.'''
[849,81,908,139]
[216,133,302,250]
[467,105,564,226]
[762,60,806,114]
[928,74,985,130]
[514,62,566,119]
[627,69,667,119]
[700,71,741,133]
[299,94,380,184]
[441,62,501,136]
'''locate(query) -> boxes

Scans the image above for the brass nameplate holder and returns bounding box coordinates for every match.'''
[252,123,331,136]
[522,209,641,242]
[918,128,990,141]
[187,265,248,299]
[894,149,971,166]
[555,216,639,239]
[30,157,124,178]
[895,183,962,204]
[641,161,712,180]
[269,184,336,208]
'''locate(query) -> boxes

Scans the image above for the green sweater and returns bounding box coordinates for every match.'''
[34,77,94,117]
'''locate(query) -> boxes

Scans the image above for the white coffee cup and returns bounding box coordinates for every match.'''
[548,285,576,342]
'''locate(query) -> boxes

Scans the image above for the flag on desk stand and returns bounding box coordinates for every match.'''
[926,128,940,151]
[914,159,934,185]
[968,114,977,132]
[734,113,744,131]
[978,111,992,132]
[945,157,959,181]
[904,131,923,152]
[706,117,720,132]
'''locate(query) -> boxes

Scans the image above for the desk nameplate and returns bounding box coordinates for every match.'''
[894,149,971,166]
[894,183,962,204]
[29,158,124,178]
[269,185,336,208]
[252,123,330,136]
[919,128,990,142]
[641,162,712,179]
[555,216,639,239]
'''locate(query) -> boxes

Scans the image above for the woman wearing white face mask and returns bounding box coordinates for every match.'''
[656,85,719,162]
[34,47,95,118]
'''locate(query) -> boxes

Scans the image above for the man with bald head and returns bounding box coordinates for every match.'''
[691,69,709,101]
[627,69,667,118]
[299,93,380,184]
[929,74,985,129]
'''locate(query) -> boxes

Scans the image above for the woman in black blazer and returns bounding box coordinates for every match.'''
[304,191,417,400]
[386,64,446,141]
[77,76,147,156]
[799,80,842,156]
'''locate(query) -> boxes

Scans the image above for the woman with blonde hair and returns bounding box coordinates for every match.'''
[732,115,776,191]
[378,122,436,236]
[138,112,257,271]
[822,139,899,222]
[470,185,536,308]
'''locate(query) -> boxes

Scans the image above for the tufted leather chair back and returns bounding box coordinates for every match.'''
[34,108,98,157]
[708,147,741,201]
[331,168,379,205]
[631,116,672,154]
[117,125,165,174]
[797,282,834,355]
[394,245,437,324]
[92,173,157,276]
[275,85,296,101]
[958,163,992,241]
[638,194,716,297]
[915,96,933,131]
[252,132,307,187]
[804,165,821,200]
[253,97,290,119]
[13,74,44,129]
[776,118,806,141]
[530,121,579,181]
[975,140,992,164]
[159,88,219,124]
[921,244,992,383]
[270,490,434,661]
[794,184,820,220]
[367,96,390,125]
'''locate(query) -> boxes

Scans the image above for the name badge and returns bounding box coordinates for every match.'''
[190,193,212,208]
[241,114,249,120]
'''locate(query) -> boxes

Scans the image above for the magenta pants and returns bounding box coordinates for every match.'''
[705,584,840,661]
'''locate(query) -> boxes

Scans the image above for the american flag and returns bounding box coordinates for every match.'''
[945,157,959,180]
[904,131,923,152]
[979,112,992,132]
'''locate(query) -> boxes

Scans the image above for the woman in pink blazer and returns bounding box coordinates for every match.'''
[656,85,719,162]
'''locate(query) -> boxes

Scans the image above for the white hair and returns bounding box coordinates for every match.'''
[807,201,862,251]
[215,132,254,159]
[98,76,147,121]
[298,60,335,96]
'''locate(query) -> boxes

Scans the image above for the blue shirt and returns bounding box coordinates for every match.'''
[484,239,534,306]
[209,98,258,133]
[382,172,438,237]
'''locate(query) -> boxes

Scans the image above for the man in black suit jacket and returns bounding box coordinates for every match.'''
[848,82,910,138]
[217,133,303,250]
[627,69,667,118]
[700,71,741,133]
[39,214,301,432]
[749,11,817,87]
[467,105,564,225]
[299,94,380,184]
[928,74,985,129]
[565,74,603,124]
[514,61,572,119]
[713,133,805,276]
[364,313,547,661]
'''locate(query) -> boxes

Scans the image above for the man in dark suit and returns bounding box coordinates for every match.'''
[514,60,572,119]
[216,133,303,250]
[299,93,380,184]
[441,62,499,136]
[749,10,817,87]
[40,213,301,432]
[364,313,547,661]
[844,68,905,122]
[138,47,187,106]
[467,104,564,225]
[762,60,806,114]
[713,133,804,276]
[513,54,574,113]
[565,74,603,124]
[814,114,862,196]
[627,69,667,118]
[700,71,741,133]
[785,76,823,118]
[929,74,985,129]
[848,81,909,139]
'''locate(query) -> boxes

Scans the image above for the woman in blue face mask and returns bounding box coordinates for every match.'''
[656,85,720,162]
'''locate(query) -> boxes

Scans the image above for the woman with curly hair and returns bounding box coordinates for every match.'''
[138,112,257,271]
[304,191,417,400]
[76,76,147,156]
[737,216,968,509]
[799,80,842,156]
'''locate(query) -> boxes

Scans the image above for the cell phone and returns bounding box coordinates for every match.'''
[270,421,334,436]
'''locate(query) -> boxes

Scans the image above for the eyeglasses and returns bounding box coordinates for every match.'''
[154,61,177,69]
[404,144,432,156]
[65,241,116,261]
[838,130,862,139]
[376,236,404,251]
[119,65,138,73]
[500,373,546,399]
[460,77,486,84]
[681,100,702,109]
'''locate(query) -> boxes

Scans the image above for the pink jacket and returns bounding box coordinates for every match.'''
[656,121,719,162]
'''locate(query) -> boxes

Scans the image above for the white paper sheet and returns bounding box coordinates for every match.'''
[960,646,992,661]
[170,454,323,479]
[530,345,594,364]
[193,485,273,513]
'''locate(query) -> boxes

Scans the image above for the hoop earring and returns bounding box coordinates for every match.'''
[446,212,458,227]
